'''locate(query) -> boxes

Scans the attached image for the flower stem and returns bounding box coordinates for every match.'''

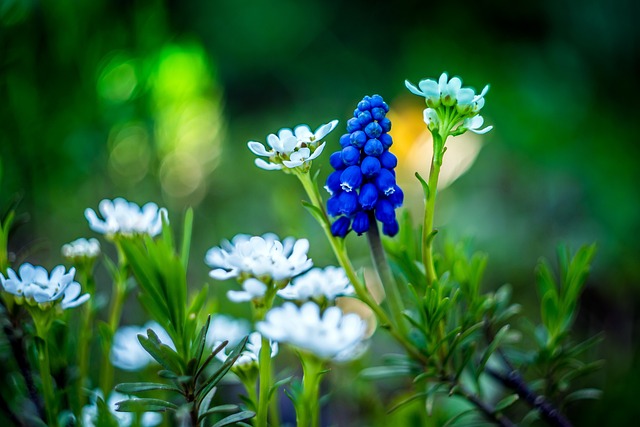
[422,131,445,286]
[33,314,56,427]
[76,272,96,412]
[100,250,129,396]
[254,288,278,427]
[298,355,324,427]
[366,213,407,335]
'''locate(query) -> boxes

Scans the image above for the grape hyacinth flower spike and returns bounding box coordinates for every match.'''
[325,94,404,237]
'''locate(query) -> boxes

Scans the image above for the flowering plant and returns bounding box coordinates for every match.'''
[0,72,601,427]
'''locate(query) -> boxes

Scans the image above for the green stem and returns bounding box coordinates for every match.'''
[254,288,278,427]
[76,273,96,412]
[100,271,127,398]
[422,132,446,286]
[298,355,324,427]
[366,213,407,335]
[294,170,427,363]
[33,314,56,427]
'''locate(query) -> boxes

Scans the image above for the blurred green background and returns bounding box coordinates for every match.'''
[1,0,638,424]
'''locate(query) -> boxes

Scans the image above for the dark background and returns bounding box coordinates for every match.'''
[1,0,639,424]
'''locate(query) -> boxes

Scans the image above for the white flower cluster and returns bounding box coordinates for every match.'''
[405,72,492,135]
[257,302,367,361]
[278,266,354,302]
[206,233,312,302]
[110,321,175,371]
[0,263,89,310]
[248,120,339,171]
[85,197,168,237]
[61,237,101,259]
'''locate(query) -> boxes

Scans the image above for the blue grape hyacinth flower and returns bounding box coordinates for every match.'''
[325,95,403,237]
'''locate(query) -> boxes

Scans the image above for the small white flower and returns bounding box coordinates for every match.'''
[84,197,168,237]
[206,233,312,282]
[61,238,101,259]
[110,321,175,371]
[81,390,162,427]
[278,266,354,302]
[215,331,278,368]
[257,302,367,361]
[0,263,89,309]
[423,108,440,131]
[248,120,338,171]
[207,314,251,349]
[463,115,493,134]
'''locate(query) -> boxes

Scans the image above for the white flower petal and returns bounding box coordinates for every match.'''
[255,158,282,170]
[247,141,272,156]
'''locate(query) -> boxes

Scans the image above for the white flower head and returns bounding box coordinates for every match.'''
[423,108,440,131]
[81,390,162,427]
[110,321,175,371]
[206,233,313,282]
[278,266,354,302]
[62,238,101,260]
[463,115,493,134]
[257,302,367,361]
[248,120,339,171]
[0,263,89,310]
[215,331,278,368]
[84,197,168,237]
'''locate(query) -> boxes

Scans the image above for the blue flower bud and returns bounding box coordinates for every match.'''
[386,185,404,207]
[341,146,360,166]
[340,165,363,192]
[331,216,351,237]
[378,117,392,132]
[375,169,396,195]
[379,133,393,148]
[364,138,384,156]
[364,122,382,138]
[381,101,389,112]
[329,151,345,170]
[338,191,358,215]
[350,130,367,148]
[382,219,399,237]
[327,194,341,216]
[339,133,351,148]
[379,151,397,169]
[357,100,371,111]
[346,118,361,132]
[371,107,386,121]
[352,211,370,235]
[358,183,378,210]
[357,111,373,127]
[370,94,385,108]
[375,199,396,224]
[360,156,381,177]
[325,171,342,195]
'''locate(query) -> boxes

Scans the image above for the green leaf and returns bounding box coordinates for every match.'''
[564,388,602,404]
[359,365,412,380]
[442,408,476,427]
[95,397,120,427]
[138,331,184,374]
[197,404,242,423]
[180,207,194,270]
[301,200,327,225]
[115,382,182,395]
[415,171,430,199]
[387,392,428,414]
[269,375,294,401]
[196,336,248,400]
[479,325,510,373]
[494,394,519,412]
[115,398,178,412]
[211,411,256,427]
[190,315,211,368]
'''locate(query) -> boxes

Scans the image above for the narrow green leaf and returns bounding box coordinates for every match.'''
[301,200,327,225]
[564,388,602,404]
[115,398,178,412]
[359,366,412,380]
[494,394,519,412]
[387,392,428,414]
[479,325,510,373]
[180,207,194,270]
[269,376,294,400]
[190,316,211,368]
[211,411,256,427]
[115,382,182,395]
[442,408,476,427]
[197,404,242,423]
[138,332,184,374]
[196,336,248,400]
[415,171,430,199]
